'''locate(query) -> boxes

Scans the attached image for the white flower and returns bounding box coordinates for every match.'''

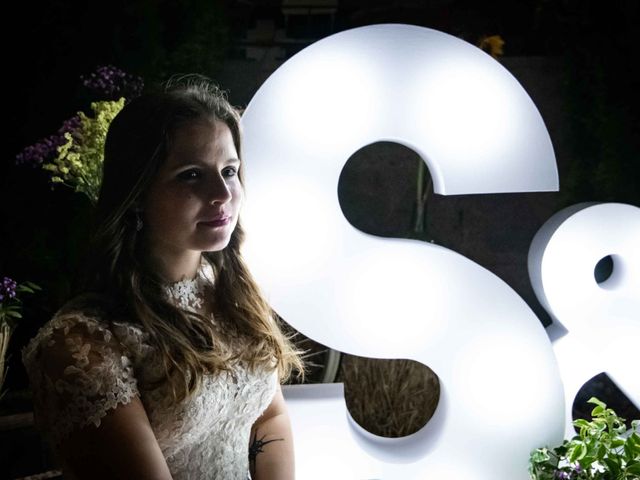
[591,461,605,474]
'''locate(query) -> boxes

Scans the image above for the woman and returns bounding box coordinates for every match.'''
[22,76,304,479]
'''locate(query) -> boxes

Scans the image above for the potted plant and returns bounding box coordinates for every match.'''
[529,397,640,479]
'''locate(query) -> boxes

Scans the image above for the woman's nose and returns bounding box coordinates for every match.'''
[208,174,232,204]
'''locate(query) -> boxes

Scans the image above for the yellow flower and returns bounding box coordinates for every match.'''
[43,97,125,204]
[478,35,505,58]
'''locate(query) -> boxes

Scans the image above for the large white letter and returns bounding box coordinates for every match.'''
[242,24,564,479]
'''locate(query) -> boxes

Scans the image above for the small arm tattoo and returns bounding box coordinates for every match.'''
[249,432,284,472]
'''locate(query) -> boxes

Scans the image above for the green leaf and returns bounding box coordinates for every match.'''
[574,419,591,429]
[588,397,607,409]
[574,418,591,438]
[626,462,640,474]
[569,442,588,463]
[23,281,41,290]
[612,438,625,449]
[593,418,607,430]
[530,448,551,464]
[629,433,640,449]
[595,443,608,460]
[580,455,596,468]
[603,457,621,475]
[624,441,638,461]
[6,311,22,319]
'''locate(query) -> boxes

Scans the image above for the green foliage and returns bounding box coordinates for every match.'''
[43,98,126,205]
[529,397,640,479]
[0,280,42,330]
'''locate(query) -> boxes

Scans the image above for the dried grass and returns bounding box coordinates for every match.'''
[337,354,440,438]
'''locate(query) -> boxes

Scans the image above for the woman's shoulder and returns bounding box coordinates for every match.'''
[23,293,108,351]
[20,293,143,447]
[22,292,146,364]
[55,291,121,319]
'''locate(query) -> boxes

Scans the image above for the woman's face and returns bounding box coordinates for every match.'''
[142,119,243,261]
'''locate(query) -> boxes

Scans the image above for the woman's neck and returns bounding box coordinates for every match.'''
[147,250,203,283]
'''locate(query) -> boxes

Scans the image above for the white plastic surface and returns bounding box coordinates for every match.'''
[529,202,640,437]
[241,24,564,479]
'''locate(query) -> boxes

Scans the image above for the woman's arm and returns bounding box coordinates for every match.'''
[58,397,173,480]
[249,384,295,480]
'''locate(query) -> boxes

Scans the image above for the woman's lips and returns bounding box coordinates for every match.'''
[199,216,231,227]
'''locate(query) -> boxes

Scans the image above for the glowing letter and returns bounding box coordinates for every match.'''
[529,202,640,437]
[242,24,564,479]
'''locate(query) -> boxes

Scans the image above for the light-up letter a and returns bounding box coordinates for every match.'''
[241,24,565,479]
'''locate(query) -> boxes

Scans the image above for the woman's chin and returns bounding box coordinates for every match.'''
[196,235,233,253]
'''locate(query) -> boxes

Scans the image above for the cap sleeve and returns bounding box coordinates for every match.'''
[22,308,139,447]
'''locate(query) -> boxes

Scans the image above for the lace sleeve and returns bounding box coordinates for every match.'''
[22,309,140,447]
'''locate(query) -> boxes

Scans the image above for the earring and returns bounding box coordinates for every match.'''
[135,211,143,232]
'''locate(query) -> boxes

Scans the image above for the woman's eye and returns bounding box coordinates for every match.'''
[178,169,201,181]
[222,166,238,178]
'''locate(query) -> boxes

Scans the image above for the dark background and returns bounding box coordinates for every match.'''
[1,0,639,409]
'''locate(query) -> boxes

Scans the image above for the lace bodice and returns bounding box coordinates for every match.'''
[22,305,278,479]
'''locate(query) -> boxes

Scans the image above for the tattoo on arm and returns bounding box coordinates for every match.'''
[249,431,284,474]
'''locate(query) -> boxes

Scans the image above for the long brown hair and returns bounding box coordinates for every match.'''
[75,75,304,402]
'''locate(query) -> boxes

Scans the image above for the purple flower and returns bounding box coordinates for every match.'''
[15,115,81,167]
[59,115,81,136]
[81,65,144,100]
[1,277,17,302]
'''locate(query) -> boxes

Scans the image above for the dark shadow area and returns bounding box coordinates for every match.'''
[573,372,640,430]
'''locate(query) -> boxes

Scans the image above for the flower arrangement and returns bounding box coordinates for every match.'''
[529,397,640,479]
[42,97,126,204]
[0,277,41,398]
[16,65,143,205]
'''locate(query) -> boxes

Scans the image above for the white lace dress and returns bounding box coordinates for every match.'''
[22,302,278,479]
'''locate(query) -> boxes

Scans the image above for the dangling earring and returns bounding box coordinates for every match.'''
[135,211,143,232]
